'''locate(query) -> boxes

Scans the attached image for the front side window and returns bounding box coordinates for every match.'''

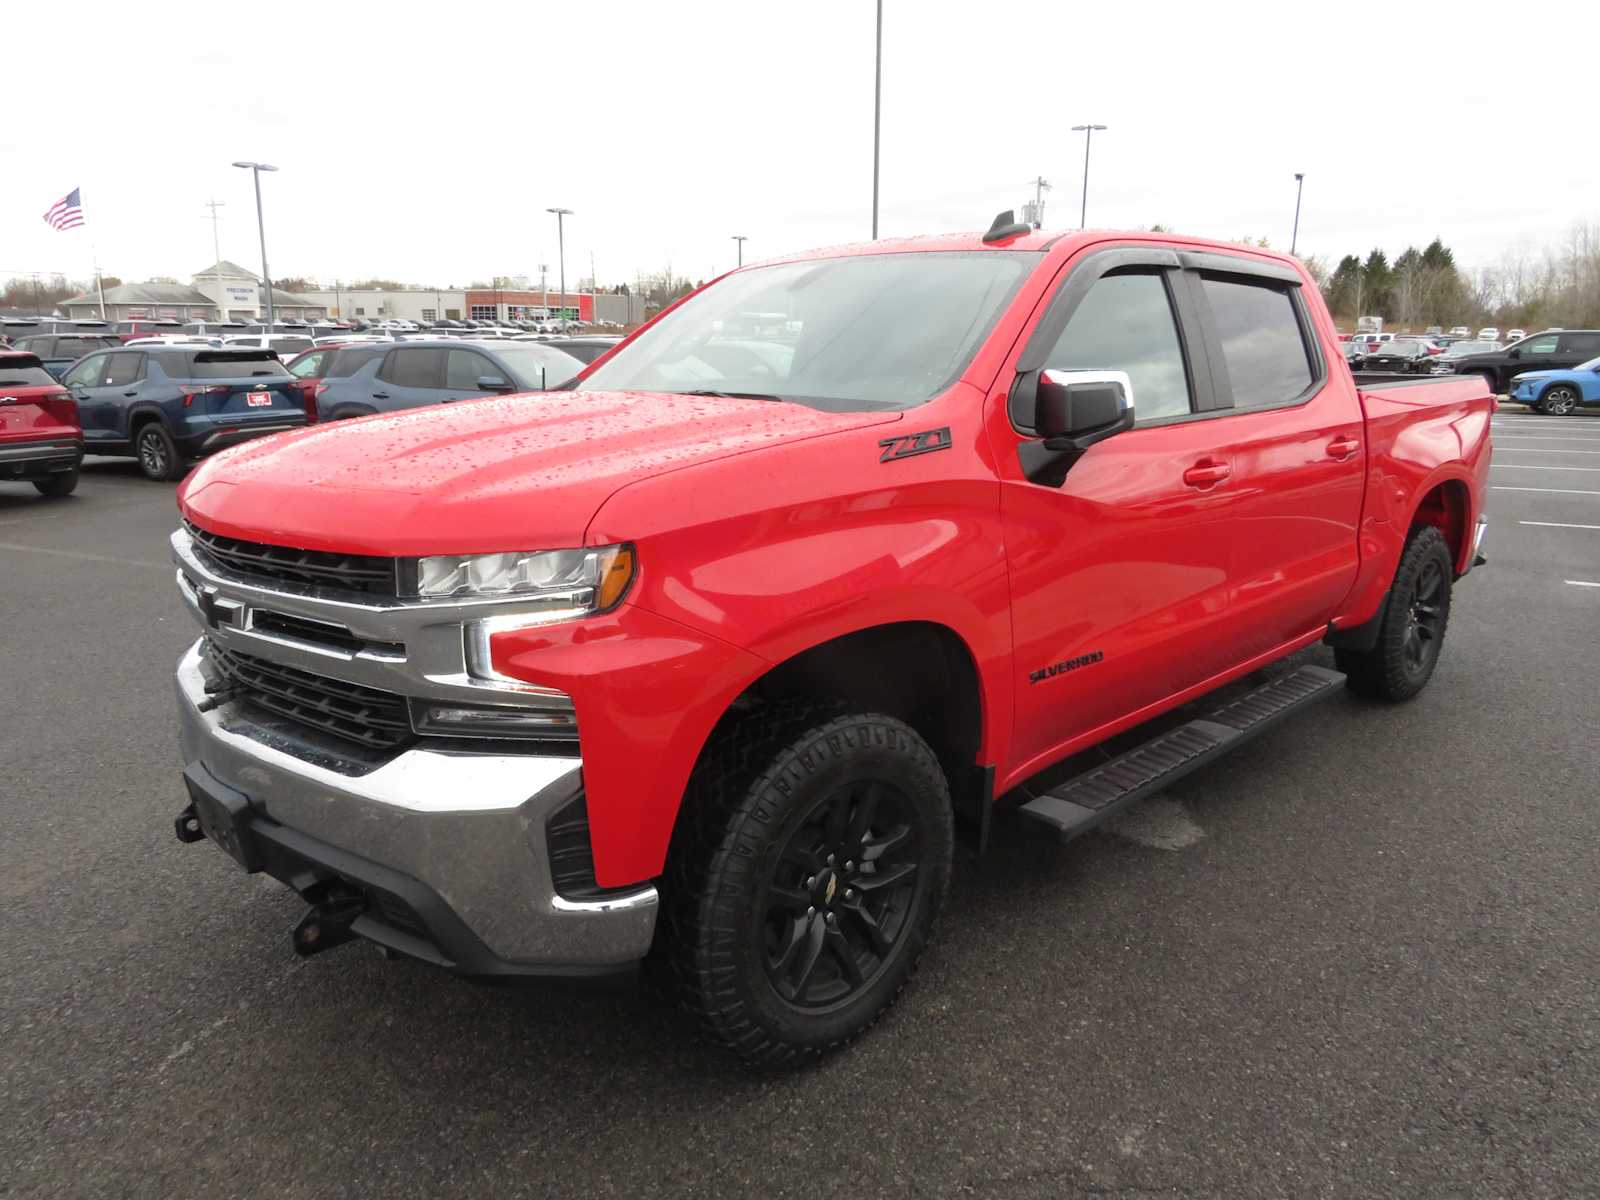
[1040,271,1192,421]
[446,349,500,389]
[578,251,1037,411]
[289,351,327,378]
[1521,335,1558,355]
[1201,276,1315,409]
[101,353,145,387]
[63,354,108,388]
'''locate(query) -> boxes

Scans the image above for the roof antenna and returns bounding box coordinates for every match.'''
[983,209,1032,244]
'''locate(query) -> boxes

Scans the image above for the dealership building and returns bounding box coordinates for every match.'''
[296,286,644,326]
[60,261,327,322]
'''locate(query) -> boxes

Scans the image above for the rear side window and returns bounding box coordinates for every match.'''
[1201,277,1315,409]
[153,350,194,377]
[0,363,56,386]
[189,352,292,379]
[1040,271,1193,421]
[14,337,51,353]
[328,346,387,377]
[102,353,145,387]
[57,337,116,358]
[381,347,445,388]
[1557,332,1600,356]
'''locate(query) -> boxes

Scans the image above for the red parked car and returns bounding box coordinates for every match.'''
[169,220,1492,1063]
[0,350,83,497]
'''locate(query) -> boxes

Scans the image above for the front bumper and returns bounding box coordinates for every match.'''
[0,439,83,481]
[174,640,658,977]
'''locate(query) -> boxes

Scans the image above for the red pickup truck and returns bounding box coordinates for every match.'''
[170,222,1491,1064]
[0,350,83,497]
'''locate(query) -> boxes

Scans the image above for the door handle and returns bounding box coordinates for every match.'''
[0,396,15,406]
[371,391,389,399]
[1182,459,1231,488]
[123,389,139,397]
[1326,436,1361,460]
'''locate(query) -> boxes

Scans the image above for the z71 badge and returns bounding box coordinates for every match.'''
[878,427,952,463]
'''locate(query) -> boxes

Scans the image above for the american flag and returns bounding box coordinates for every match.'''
[43,188,84,231]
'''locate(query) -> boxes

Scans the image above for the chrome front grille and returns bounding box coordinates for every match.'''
[205,639,415,752]
[185,520,398,598]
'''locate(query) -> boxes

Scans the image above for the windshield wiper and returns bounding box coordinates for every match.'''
[676,389,785,402]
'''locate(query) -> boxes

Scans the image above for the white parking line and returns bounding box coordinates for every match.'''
[1490,447,1600,454]
[1493,435,1600,442]
[1492,464,1600,471]
[1521,521,1600,530]
[0,541,169,570]
[1566,580,1600,589]
[1493,486,1600,496]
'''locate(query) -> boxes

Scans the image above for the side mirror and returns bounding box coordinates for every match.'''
[1507,348,1520,359]
[476,375,514,393]
[1035,369,1136,452]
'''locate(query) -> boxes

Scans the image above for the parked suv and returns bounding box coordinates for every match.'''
[224,333,317,362]
[0,350,82,497]
[114,319,185,342]
[1450,329,1600,393]
[61,346,308,480]
[314,339,583,420]
[10,332,122,380]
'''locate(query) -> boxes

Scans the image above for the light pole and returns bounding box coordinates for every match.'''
[732,235,747,267]
[1291,173,1305,255]
[546,208,571,321]
[232,161,278,328]
[871,0,883,239]
[1070,124,1106,228]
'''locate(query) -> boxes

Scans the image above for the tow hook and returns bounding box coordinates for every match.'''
[174,803,206,844]
[292,882,366,958]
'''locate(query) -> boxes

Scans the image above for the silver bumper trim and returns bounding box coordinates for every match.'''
[175,640,657,965]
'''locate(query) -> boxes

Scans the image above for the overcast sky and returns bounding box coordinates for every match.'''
[5,0,1594,292]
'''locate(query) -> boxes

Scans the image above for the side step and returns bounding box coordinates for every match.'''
[1017,665,1345,843]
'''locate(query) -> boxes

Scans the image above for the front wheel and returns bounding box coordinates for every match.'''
[1539,386,1579,415]
[1336,524,1453,701]
[661,704,953,1066]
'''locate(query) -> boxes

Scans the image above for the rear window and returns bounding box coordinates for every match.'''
[0,362,55,386]
[188,352,292,379]
[1200,276,1316,409]
[56,337,117,357]
[270,337,314,356]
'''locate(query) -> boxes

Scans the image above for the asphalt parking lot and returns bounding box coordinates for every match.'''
[3,408,1598,1199]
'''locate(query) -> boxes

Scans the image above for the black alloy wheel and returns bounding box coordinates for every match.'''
[1336,524,1453,701]
[136,423,180,482]
[1400,555,1446,680]
[762,779,924,1009]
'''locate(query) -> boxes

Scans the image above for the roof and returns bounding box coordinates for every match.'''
[192,260,259,281]
[63,282,214,307]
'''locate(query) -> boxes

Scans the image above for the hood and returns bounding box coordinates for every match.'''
[178,390,899,556]
[1509,369,1559,383]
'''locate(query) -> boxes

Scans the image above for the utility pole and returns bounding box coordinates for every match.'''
[546,208,572,320]
[871,0,883,239]
[231,161,278,328]
[1070,125,1107,228]
[204,199,225,321]
[732,235,747,267]
[539,262,548,315]
[1291,173,1305,256]
[1025,176,1051,228]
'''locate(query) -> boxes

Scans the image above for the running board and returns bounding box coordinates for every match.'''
[1017,665,1346,843]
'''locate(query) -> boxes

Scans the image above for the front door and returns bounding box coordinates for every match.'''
[992,252,1239,774]
[61,353,113,445]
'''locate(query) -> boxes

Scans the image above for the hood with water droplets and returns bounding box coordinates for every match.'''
[178,390,900,555]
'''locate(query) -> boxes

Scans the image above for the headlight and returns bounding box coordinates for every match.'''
[407,544,635,610]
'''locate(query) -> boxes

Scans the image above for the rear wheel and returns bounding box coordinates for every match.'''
[1335,524,1453,701]
[134,422,183,482]
[660,703,953,1066]
[1538,385,1578,415]
[32,468,79,498]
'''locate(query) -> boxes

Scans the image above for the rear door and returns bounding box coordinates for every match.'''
[0,357,78,448]
[373,346,447,410]
[1556,331,1600,371]
[1186,260,1365,661]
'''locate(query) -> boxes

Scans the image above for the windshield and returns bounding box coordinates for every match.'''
[1378,341,1422,355]
[577,251,1038,411]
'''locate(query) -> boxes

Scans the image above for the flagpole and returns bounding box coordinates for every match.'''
[83,190,106,319]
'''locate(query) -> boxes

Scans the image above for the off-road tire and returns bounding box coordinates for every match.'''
[1336,524,1453,701]
[658,701,953,1067]
[33,468,79,497]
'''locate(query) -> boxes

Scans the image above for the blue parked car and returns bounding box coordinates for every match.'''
[1508,355,1600,415]
[9,332,122,380]
[59,345,309,481]
[314,338,584,421]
